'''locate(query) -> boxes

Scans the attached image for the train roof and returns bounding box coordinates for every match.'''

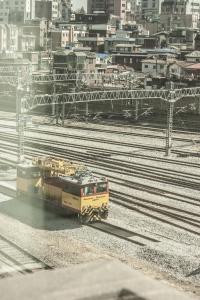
[62,173,107,185]
[45,172,107,186]
[17,163,39,169]
[17,163,107,185]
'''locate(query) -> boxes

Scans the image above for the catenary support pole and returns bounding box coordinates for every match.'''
[135,100,139,121]
[197,97,200,115]
[86,101,89,123]
[86,101,89,116]
[52,70,56,117]
[61,101,65,127]
[16,84,25,163]
[165,100,175,156]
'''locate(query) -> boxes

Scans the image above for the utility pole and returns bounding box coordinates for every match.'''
[16,74,25,163]
[166,96,175,156]
[16,65,32,163]
[85,101,89,123]
[135,100,139,121]
[52,70,56,118]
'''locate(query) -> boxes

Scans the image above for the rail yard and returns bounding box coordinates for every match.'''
[0,111,199,298]
[3,1,200,298]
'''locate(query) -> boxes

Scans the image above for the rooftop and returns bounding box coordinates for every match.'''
[142,59,166,65]
[185,51,200,58]
[170,60,194,68]
[115,44,141,48]
[185,63,200,70]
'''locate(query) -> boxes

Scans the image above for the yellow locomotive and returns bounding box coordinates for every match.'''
[16,157,109,223]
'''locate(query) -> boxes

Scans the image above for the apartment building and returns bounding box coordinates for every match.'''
[161,0,200,29]
[141,0,164,17]
[87,0,127,20]
[161,0,200,16]
[0,0,35,22]
[35,0,61,20]
[0,8,9,23]
[0,24,18,51]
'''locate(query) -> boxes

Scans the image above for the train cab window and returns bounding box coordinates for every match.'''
[83,185,94,196]
[32,171,41,178]
[17,167,40,179]
[64,184,80,197]
[96,182,107,193]
[17,169,26,177]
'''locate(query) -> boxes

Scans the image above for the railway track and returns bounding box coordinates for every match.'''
[1,122,200,151]
[1,132,200,187]
[0,141,200,230]
[1,123,200,165]
[3,110,200,131]
[64,122,200,136]
[0,183,160,248]
[2,139,200,192]
[110,192,200,237]
[1,142,199,214]
[0,233,52,279]
[33,124,200,143]
[2,142,199,211]
[0,129,200,236]
[25,140,200,190]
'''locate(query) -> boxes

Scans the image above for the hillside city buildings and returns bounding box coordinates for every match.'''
[1,0,200,89]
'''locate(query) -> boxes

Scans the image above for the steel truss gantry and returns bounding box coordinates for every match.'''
[32,72,135,83]
[17,87,200,161]
[0,70,135,87]
[24,87,200,111]
[20,87,200,158]
[1,65,198,160]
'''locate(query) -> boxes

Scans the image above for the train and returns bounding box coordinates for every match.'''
[16,157,109,223]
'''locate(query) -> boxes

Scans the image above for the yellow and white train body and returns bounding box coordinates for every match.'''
[16,158,109,223]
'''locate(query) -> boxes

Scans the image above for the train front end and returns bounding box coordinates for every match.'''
[62,173,109,224]
[16,164,41,197]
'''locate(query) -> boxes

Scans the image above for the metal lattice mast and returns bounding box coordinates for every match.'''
[16,65,32,163]
[166,91,175,156]
[2,65,200,158]
[16,71,24,163]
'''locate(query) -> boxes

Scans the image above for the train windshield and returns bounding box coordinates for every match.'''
[96,182,107,193]
[63,184,81,197]
[82,185,94,196]
[17,166,41,179]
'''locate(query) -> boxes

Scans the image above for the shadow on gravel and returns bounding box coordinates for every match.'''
[80,289,147,300]
[186,266,200,277]
[0,197,80,231]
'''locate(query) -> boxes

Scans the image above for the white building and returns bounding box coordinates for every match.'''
[186,0,200,15]
[185,51,200,63]
[142,58,167,77]
[0,25,7,51]
[168,60,192,79]
[0,24,18,51]
[128,0,141,14]
[51,0,60,19]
